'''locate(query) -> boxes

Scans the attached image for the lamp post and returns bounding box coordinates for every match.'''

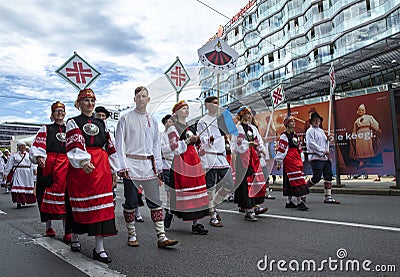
[186,98,204,117]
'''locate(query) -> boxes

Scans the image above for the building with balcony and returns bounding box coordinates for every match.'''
[199,0,400,111]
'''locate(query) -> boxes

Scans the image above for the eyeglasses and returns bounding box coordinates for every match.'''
[54,109,65,113]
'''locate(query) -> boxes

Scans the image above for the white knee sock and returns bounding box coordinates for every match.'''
[95,236,107,257]
[135,207,141,217]
[287,196,293,204]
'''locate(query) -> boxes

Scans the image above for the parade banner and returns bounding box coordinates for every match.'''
[334,91,395,175]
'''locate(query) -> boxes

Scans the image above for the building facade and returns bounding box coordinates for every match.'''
[0,122,41,149]
[199,0,400,111]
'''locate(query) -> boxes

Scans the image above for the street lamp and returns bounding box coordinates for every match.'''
[186,98,204,117]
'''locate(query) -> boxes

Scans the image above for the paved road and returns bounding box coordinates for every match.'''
[0,185,399,276]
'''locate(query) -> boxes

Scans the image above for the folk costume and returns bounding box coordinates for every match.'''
[197,110,235,227]
[167,121,210,221]
[305,112,340,204]
[161,114,174,227]
[275,116,309,212]
[231,106,267,221]
[115,86,177,248]
[5,143,36,207]
[66,90,118,238]
[30,118,72,238]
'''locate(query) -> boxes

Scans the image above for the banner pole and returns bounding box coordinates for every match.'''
[264,108,275,140]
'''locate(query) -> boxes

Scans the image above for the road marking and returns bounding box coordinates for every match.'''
[220,209,400,232]
[34,237,126,277]
[0,210,6,215]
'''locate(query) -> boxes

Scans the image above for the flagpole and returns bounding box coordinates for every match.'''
[328,63,334,136]
[217,73,220,108]
[264,108,274,140]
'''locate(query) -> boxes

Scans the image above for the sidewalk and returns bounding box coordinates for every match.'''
[269,176,400,196]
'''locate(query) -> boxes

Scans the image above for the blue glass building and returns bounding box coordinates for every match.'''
[199,0,400,111]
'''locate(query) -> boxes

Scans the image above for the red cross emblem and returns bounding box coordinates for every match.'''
[170,66,186,87]
[56,53,100,91]
[165,57,190,93]
[270,84,285,109]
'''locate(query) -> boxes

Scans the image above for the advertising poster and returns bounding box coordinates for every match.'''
[334,91,395,175]
[395,89,400,156]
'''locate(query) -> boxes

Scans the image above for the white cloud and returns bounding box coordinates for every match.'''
[0,0,248,124]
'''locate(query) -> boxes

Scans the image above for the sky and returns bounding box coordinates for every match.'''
[0,0,249,128]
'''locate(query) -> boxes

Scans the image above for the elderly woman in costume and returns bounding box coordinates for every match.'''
[275,115,309,211]
[351,104,382,167]
[166,100,210,235]
[4,142,35,209]
[231,106,268,222]
[65,88,118,263]
[30,101,72,241]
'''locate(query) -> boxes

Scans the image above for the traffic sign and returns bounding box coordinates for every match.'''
[164,57,190,94]
[56,52,101,91]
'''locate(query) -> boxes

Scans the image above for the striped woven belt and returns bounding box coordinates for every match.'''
[205,151,224,156]
[126,154,154,160]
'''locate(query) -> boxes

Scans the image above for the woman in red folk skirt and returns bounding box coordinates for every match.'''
[66,88,118,264]
[167,100,210,235]
[275,115,309,211]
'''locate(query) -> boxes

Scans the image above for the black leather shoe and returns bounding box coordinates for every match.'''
[70,241,81,252]
[93,249,112,264]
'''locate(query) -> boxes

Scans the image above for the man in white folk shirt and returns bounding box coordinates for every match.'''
[115,86,178,248]
[197,96,235,228]
[305,112,340,204]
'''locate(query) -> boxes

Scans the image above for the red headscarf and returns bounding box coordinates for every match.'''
[172,100,188,113]
[51,101,65,112]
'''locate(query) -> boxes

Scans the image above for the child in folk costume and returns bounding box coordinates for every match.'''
[167,100,210,234]
[275,115,309,211]
[4,142,36,208]
[30,101,72,241]
[231,106,268,222]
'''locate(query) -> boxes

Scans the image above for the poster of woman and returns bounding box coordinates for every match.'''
[334,91,395,175]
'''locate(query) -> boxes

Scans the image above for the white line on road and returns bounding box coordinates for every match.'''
[220,209,400,232]
[34,237,126,277]
[0,210,6,215]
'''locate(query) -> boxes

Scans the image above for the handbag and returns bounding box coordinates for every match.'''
[38,154,57,188]
[6,167,15,185]
[7,153,26,186]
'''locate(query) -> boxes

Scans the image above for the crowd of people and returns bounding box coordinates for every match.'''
[0,85,347,264]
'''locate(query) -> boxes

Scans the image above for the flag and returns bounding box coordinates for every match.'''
[217,108,238,135]
[270,83,285,109]
[329,63,336,93]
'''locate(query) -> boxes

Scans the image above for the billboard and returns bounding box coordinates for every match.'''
[334,91,395,175]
